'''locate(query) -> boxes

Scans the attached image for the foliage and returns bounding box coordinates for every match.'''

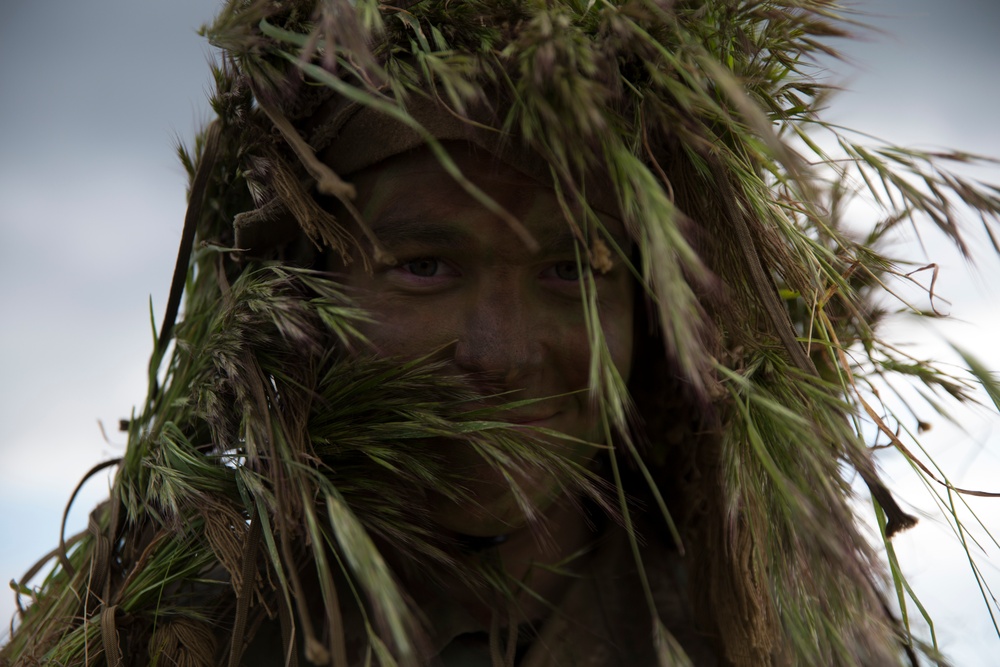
[5,1,1000,666]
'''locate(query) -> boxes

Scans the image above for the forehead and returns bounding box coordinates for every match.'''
[355,146,549,221]
[348,145,628,251]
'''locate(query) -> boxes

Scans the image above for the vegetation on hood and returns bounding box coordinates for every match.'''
[5,1,1000,666]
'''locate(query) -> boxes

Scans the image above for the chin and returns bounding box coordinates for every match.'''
[419,417,601,537]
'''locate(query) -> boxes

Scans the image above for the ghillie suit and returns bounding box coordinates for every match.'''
[5,1,1000,665]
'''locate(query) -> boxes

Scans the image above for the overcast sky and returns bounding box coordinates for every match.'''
[2,0,999,663]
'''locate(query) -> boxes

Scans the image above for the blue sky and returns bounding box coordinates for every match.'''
[2,1,999,663]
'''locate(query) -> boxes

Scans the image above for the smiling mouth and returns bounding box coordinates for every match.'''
[461,397,564,425]
[504,412,560,426]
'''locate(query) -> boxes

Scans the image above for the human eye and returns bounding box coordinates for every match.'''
[399,258,446,277]
[386,256,460,287]
[541,260,582,282]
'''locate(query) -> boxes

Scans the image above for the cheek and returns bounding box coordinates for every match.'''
[356,296,461,359]
[548,330,593,397]
[604,308,634,385]
[546,300,633,424]
[598,278,636,384]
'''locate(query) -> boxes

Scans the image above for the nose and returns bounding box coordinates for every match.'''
[453,288,542,389]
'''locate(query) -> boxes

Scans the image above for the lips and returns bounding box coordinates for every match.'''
[460,397,564,426]
[504,412,559,425]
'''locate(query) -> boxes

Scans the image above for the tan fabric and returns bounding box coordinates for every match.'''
[315,94,619,215]
[235,92,621,254]
[315,94,543,187]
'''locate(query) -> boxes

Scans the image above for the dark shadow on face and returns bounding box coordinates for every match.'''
[317,142,636,535]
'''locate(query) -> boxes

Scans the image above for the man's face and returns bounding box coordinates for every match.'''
[336,146,634,535]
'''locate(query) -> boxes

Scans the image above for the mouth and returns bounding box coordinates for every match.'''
[503,411,560,427]
[461,396,564,426]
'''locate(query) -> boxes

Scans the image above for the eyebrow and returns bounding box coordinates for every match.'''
[370,216,472,248]
[539,226,631,253]
[369,199,631,254]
